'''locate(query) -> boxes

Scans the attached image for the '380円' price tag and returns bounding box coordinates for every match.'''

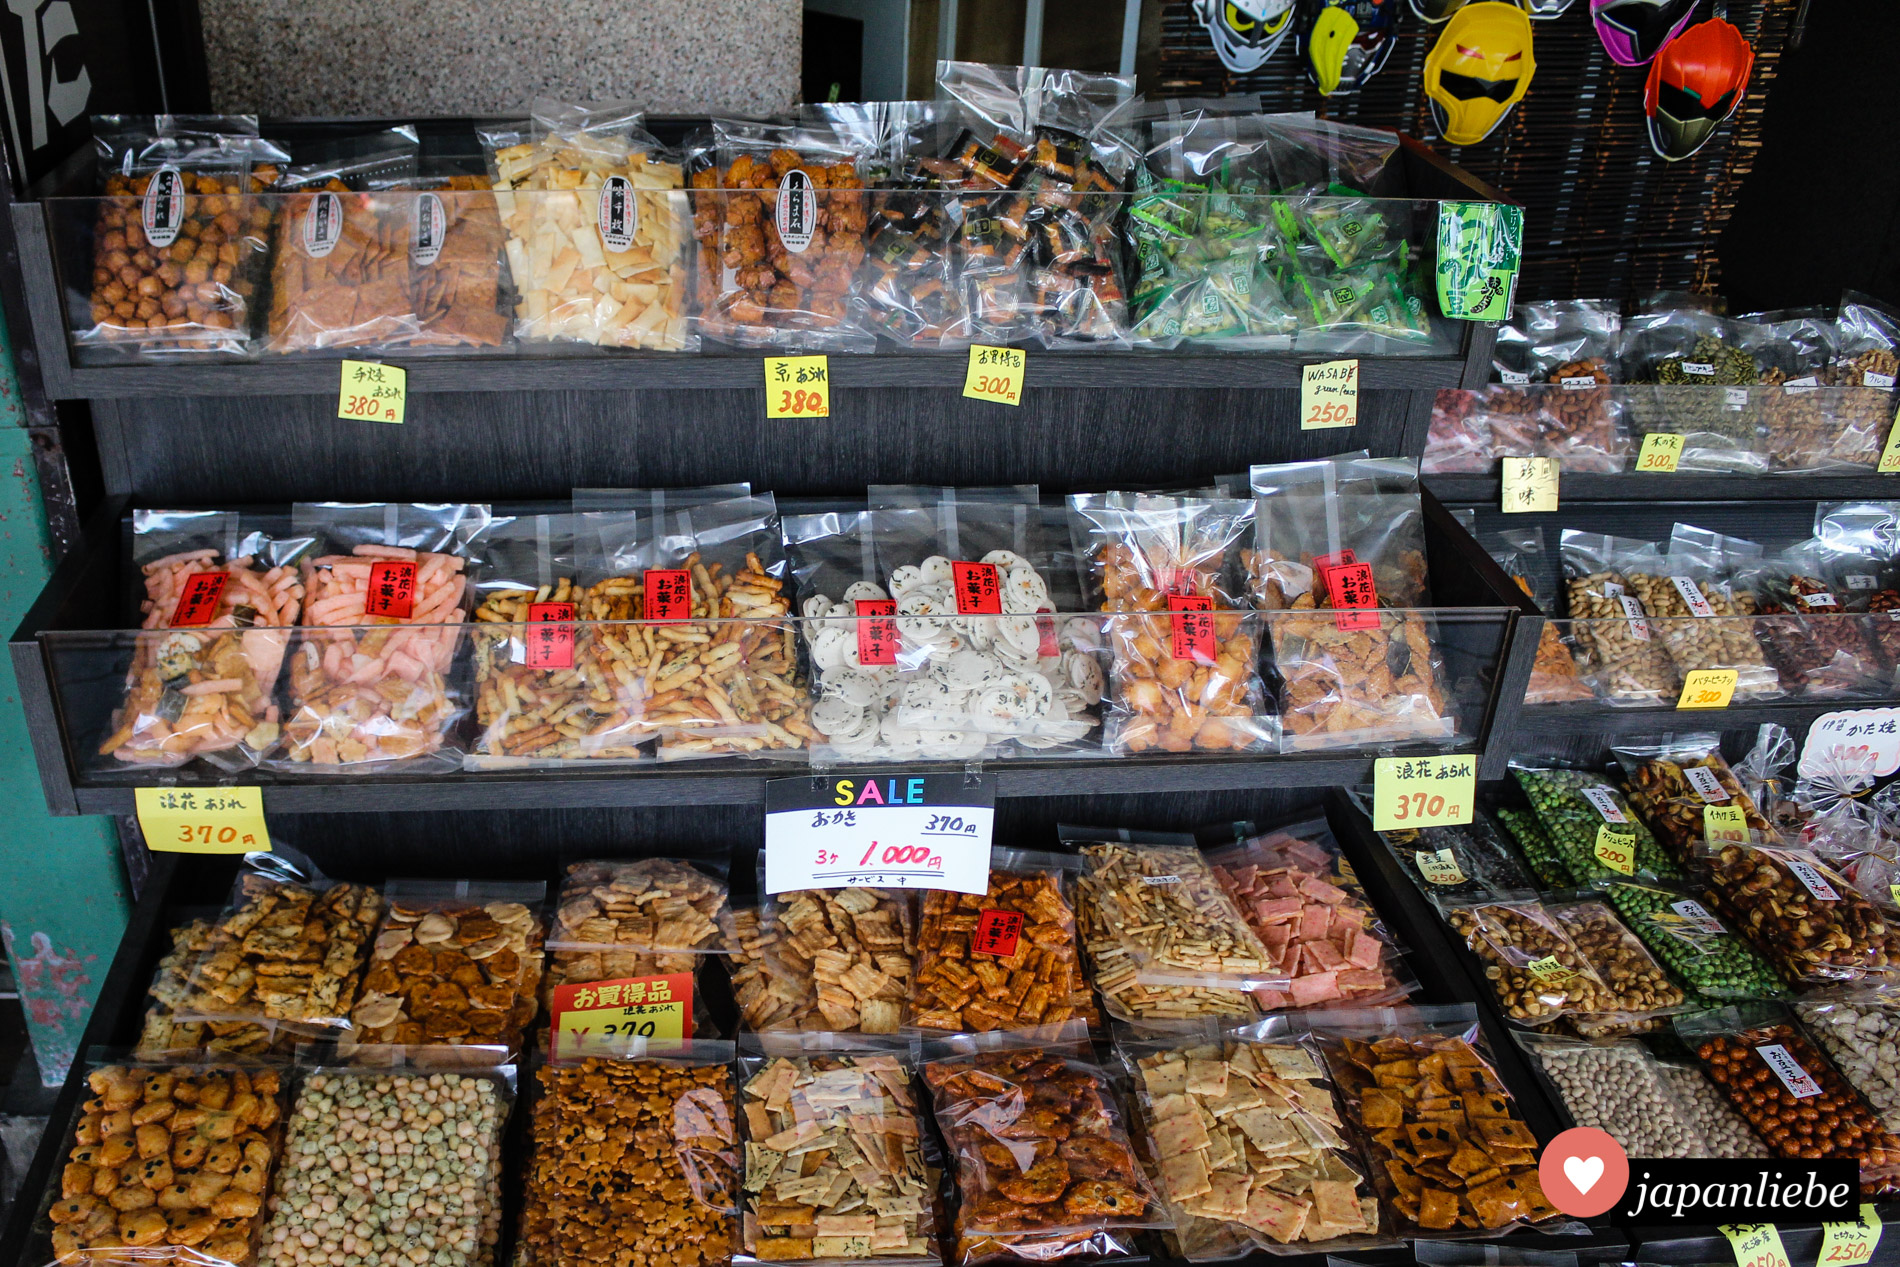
[135,787,271,854]
[765,356,830,418]
[337,360,406,424]
[765,773,995,895]
[1371,755,1475,831]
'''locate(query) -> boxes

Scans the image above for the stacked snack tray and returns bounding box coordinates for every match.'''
[1320,1014,1560,1233]
[1614,739,1776,866]
[910,862,1097,1033]
[1374,814,1536,903]
[44,1063,286,1265]
[1795,995,1900,1135]
[1518,1035,1705,1157]
[1074,866,1255,1023]
[1509,765,1681,883]
[519,1049,738,1267]
[258,1067,506,1267]
[1680,1007,1900,1196]
[175,861,383,1039]
[1599,877,1786,1003]
[1699,841,1900,986]
[738,1051,942,1262]
[728,890,914,1034]
[1076,840,1274,999]
[1491,807,1576,890]
[344,883,545,1056]
[1207,821,1417,1011]
[1441,898,1615,1024]
[920,1044,1163,1264]
[1126,1032,1382,1254]
[1546,896,1687,1038]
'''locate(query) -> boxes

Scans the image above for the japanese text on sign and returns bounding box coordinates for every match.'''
[1500,456,1558,513]
[951,561,1002,615]
[972,910,1024,958]
[364,560,417,619]
[170,572,229,627]
[1720,1224,1790,1267]
[1704,804,1749,844]
[856,599,899,666]
[1324,560,1380,631]
[551,971,691,1058]
[525,602,576,670]
[1416,849,1466,885]
[1371,755,1476,831]
[765,774,995,895]
[1819,1204,1882,1266]
[964,344,1026,405]
[1677,668,1738,710]
[1799,708,1900,780]
[644,569,693,623]
[1526,955,1575,985]
[135,786,270,854]
[337,360,407,424]
[765,356,830,418]
[1637,432,1685,473]
[1167,593,1216,661]
[1300,359,1359,429]
[1879,407,1900,473]
[1755,1044,1822,1098]
[1593,825,1637,875]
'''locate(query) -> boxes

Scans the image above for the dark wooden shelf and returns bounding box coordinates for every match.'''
[1428,471,1900,503]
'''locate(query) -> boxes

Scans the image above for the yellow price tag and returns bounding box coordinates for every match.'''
[1677,668,1738,710]
[1526,955,1576,984]
[1891,883,1900,908]
[964,345,1025,405]
[135,787,270,854]
[1879,407,1900,473]
[1636,432,1684,472]
[764,356,830,418]
[1371,755,1475,831]
[1593,825,1637,875]
[338,361,406,424]
[1819,1204,1882,1266]
[550,971,691,1058]
[1705,803,1750,844]
[1300,359,1358,429]
[1720,1224,1790,1267]
[1415,849,1467,886]
[1500,456,1558,513]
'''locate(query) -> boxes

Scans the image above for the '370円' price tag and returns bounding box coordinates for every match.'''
[338,360,406,424]
[1500,456,1558,513]
[1371,755,1475,831]
[135,787,270,854]
[549,972,691,1058]
[764,773,994,895]
[1300,359,1358,429]
[964,345,1025,405]
[1719,1223,1789,1267]
[765,356,830,418]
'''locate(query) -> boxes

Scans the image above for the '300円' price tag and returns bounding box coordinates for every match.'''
[1678,668,1738,710]
[1371,755,1475,831]
[765,773,995,895]
[135,786,271,854]
[338,360,406,424]
[964,345,1025,405]
[1636,432,1685,473]
[765,356,830,418]
[1300,359,1358,429]
[550,972,691,1058]
[1878,406,1900,474]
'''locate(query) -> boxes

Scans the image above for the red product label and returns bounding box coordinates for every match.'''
[525,601,576,670]
[644,569,693,622]
[1327,561,1381,631]
[856,599,899,666]
[364,560,417,619]
[1168,593,1217,662]
[951,561,1002,614]
[1036,609,1059,657]
[973,909,1024,958]
[170,571,228,627]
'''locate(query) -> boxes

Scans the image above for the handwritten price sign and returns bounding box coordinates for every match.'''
[1593,825,1637,875]
[550,972,691,1058]
[1371,755,1475,831]
[135,787,270,854]
[1636,432,1685,473]
[1300,359,1358,430]
[1678,668,1738,710]
[765,774,994,894]
[337,360,406,424]
[964,345,1025,405]
[765,356,830,418]
[1819,1204,1882,1266]
[1879,408,1900,473]
[1719,1223,1789,1267]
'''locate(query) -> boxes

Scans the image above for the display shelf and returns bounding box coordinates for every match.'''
[1431,471,1900,504]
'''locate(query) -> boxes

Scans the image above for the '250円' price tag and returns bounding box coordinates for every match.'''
[1300,359,1358,429]
[135,786,271,853]
[764,773,995,895]
[1371,755,1475,831]
[338,360,406,424]
[765,356,830,418]
[1819,1204,1882,1266]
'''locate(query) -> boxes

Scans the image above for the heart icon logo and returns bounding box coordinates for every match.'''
[1564,1155,1604,1194]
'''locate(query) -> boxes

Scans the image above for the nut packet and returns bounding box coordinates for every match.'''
[341,879,546,1060]
[1735,540,1885,697]
[1813,500,1900,673]
[1113,1017,1392,1256]
[1559,530,1679,705]
[1204,817,1419,1012]
[100,509,308,771]
[1360,804,1537,903]
[1611,733,1777,865]
[729,885,915,1034]
[173,846,384,1038]
[1513,1032,1708,1157]
[482,101,693,350]
[1310,1004,1569,1234]
[919,1026,1167,1264]
[272,501,488,771]
[1623,523,1781,700]
[1491,804,1575,890]
[79,115,286,359]
[1794,988,1900,1136]
[1598,876,1787,1003]
[40,1055,289,1267]
[1438,896,1614,1024]
[736,1034,946,1266]
[1545,893,1689,1038]
[1067,492,1274,754]
[264,126,423,353]
[911,847,1098,1033]
[1698,838,1900,987]
[520,1039,740,1267]
[1508,762,1681,883]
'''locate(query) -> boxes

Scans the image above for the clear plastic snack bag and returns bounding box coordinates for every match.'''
[1598,875,1787,1003]
[483,100,693,350]
[1482,526,1591,704]
[274,501,487,770]
[404,149,512,349]
[1513,1032,1707,1157]
[1736,540,1885,697]
[1508,761,1681,882]
[1546,893,1689,1038]
[1558,530,1679,705]
[1698,837,1900,987]
[1438,896,1614,1024]
[1075,838,1276,994]
[100,509,307,770]
[1611,733,1778,865]
[728,883,914,1035]
[1814,500,1900,675]
[1624,523,1781,700]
